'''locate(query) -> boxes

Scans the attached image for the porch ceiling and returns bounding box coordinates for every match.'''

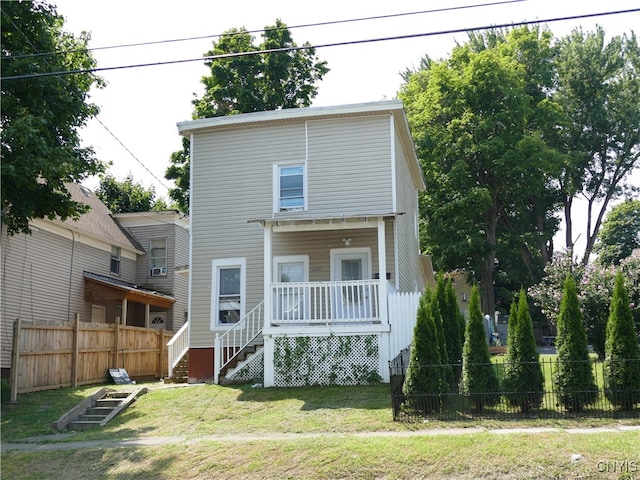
[83,271,175,308]
[249,212,401,232]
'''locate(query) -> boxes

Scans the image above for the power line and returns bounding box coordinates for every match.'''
[2,7,638,81]
[2,0,527,61]
[1,4,172,194]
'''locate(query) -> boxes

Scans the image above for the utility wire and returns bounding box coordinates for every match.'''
[2,7,638,81]
[1,6,172,193]
[2,0,527,61]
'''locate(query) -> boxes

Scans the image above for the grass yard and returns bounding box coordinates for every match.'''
[2,381,639,479]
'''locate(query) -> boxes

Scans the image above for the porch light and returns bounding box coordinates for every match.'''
[342,237,351,246]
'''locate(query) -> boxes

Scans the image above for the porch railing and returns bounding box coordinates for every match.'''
[214,301,264,384]
[167,320,190,378]
[271,280,380,325]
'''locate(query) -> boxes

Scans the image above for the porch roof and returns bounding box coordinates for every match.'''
[83,271,175,308]
[248,212,401,232]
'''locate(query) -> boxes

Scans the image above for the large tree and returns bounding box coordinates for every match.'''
[1,1,105,235]
[95,174,169,213]
[165,19,328,213]
[399,26,561,315]
[554,28,640,263]
[594,199,640,266]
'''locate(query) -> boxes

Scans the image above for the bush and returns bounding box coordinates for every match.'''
[403,289,446,413]
[553,276,598,412]
[603,272,640,410]
[502,289,544,412]
[460,286,500,413]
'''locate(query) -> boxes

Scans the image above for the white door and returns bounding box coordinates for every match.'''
[331,249,371,320]
[273,256,308,322]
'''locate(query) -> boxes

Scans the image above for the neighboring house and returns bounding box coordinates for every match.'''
[176,100,430,387]
[0,183,189,377]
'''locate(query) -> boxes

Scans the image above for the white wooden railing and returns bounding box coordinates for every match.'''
[214,301,264,384]
[167,320,190,377]
[271,280,380,325]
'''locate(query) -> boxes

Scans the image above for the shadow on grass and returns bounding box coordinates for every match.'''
[234,382,392,411]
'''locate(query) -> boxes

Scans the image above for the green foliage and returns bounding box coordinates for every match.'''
[403,290,446,413]
[1,1,105,234]
[530,251,640,359]
[603,272,640,410]
[594,199,640,266]
[553,276,598,411]
[502,289,544,412]
[95,174,168,213]
[554,28,640,263]
[400,26,561,316]
[166,19,328,213]
[443,276,464,370]
[460,286,500,412]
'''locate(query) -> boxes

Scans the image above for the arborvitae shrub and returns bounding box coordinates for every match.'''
[460,286,500,413]
[604,272,640,410]
[553,276,598,412]
[402,289,444,413]
[502,289,544,412]
[443,277,464,380]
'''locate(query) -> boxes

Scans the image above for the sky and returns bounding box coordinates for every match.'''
[51,0,640,256]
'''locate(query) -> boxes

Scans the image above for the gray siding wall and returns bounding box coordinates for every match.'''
[305,116,393,216]
[1,226,137,369]
[393,127,423,292]
[189,115,397,349]
[125,223,189,331]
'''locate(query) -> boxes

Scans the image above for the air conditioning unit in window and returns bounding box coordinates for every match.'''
[150,267,165,276]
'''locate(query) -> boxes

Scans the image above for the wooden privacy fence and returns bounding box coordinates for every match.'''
[10,316,173,401]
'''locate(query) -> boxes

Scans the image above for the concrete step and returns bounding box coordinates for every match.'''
[52,386,148,432]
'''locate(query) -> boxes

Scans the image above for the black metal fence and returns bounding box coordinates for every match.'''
[390,354,640,421]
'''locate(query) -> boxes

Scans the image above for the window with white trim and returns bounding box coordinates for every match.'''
[149,238,167,276]
[276,164,306,212]
[211,258,246,328]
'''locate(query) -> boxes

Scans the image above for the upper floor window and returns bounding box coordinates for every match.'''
[276,164,306,212]
[110,246,121,275]
[150,238,167,276]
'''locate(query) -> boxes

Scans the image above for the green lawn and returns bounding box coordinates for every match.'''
[2,380,639,479]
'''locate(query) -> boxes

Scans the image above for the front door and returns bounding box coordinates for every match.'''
[273,256,308,322]
[331,248,371,319]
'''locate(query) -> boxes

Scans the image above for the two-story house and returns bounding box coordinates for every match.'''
[0,182,189,379]
[175,100,430,387]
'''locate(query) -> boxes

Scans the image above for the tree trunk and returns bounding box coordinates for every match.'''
[480,202,499,316]
[564,196,574,251]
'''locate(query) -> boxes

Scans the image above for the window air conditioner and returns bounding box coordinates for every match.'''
[150,267,164,276]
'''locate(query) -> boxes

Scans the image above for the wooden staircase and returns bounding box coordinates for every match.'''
[52,387,147,432]
[164,351,189,384]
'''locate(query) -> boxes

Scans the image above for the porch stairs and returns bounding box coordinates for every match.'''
[52,387,148,432]
[164,351,189,384]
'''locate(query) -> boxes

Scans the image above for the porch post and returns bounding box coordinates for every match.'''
[144,304,150,328]
[377,217,390,382]
[121,299,128,325]
[377,218,388,324]
[263,222,272,329]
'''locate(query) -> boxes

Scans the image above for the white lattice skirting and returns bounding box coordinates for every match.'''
[272,334,382,387]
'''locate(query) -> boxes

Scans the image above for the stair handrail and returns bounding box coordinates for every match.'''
[214,301,264,384]
[167,320,190,377]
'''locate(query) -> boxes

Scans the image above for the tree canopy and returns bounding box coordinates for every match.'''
[95,174,169,213]
[400,25,640,315]
[1,1,105,235]
[165,19,329,213]
[399,26,561,315]
[594,199,640,266]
